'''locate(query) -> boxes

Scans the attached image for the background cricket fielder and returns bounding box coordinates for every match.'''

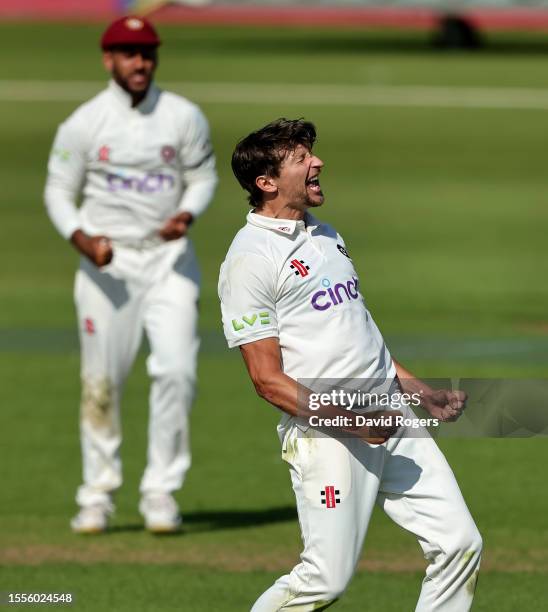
[44,15,218,533]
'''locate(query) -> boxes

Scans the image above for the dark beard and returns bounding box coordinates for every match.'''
[111,67,150,102]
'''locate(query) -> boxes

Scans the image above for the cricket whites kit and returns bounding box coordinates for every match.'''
[45,80,217,530]
[219,212,482,610]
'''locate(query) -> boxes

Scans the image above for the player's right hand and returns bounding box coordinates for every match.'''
[359,409,402,445]
[159,211,193,241]
[71,230,113,267]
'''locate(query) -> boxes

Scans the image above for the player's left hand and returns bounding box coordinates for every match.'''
[159,211,194,241]
[421,389,467,422]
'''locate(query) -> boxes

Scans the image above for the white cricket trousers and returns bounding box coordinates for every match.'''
[73,238,200,508]
[252,420,482,611]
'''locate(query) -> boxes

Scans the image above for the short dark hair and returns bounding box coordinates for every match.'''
[231,118,317,207]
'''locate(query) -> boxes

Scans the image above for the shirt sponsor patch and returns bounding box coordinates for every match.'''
[106,172,175,193]
[337,244,351,259]
[289,259,310,278]
[232,311,270,332]
[53,147,71,162]
[321,486,340,508]
[84,317,95,335]
[311,277,359,311]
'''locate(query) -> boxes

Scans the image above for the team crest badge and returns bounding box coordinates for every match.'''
[98,146,110,162]
[161,145,176,164]
[289,259,310,278]
[321,486,340,508]
[125,18,144,30]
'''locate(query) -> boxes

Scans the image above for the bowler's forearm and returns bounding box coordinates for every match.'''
[248,368,302,417]
[251,370,395,438]
[393,359,434,399]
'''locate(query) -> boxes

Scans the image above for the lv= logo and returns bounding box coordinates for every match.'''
[232,311,270,332]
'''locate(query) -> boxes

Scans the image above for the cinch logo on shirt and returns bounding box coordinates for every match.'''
[232,311,271,332]
[311,277,359,311]
[106,172,175,193]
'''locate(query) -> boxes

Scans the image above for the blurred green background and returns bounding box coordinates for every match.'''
[1,23,547,610]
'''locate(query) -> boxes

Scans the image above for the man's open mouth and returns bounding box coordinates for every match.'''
[306,176,322,193]
[130,72,149,86]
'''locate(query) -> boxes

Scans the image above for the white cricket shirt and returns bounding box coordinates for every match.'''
[219,211,396,382]
[44,80,217,242]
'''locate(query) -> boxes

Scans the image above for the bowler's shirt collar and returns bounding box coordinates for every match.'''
[246,211,320,236]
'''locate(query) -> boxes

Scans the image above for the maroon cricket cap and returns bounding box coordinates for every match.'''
[100,16,161,51]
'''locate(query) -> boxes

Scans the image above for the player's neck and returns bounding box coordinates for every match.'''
[130,89,148,107]
[110,78,150,108]
[254,201,307,221]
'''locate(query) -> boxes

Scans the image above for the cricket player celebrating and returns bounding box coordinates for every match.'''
[219,119,482,610]
[44,16,217,533]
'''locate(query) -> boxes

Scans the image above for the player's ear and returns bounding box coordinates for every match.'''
[255,175,277,195]
[102,51,114,73]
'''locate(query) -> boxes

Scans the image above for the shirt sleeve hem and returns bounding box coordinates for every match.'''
[227,331,279,349]
[61,219,81,241]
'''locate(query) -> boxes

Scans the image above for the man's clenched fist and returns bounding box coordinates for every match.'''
[159,211,193,241]
[421,389,467,422]
[360,409,402,445]
[71,230,113,267]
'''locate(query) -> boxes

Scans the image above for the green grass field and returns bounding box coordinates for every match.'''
[1,23,547,611]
